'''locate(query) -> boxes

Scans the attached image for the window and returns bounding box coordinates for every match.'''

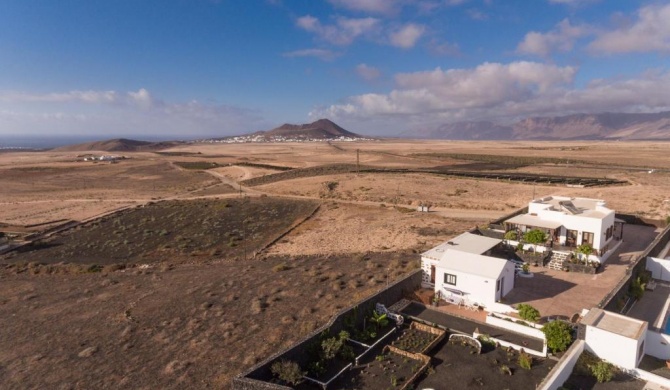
[582,231,594,246]
[496,279,501,292]
[444,273,457,285]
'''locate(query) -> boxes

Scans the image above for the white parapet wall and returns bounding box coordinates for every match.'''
[645,331,670,360]
[647,257,670,282]
[538,340,585,390]
[486,314,546,339]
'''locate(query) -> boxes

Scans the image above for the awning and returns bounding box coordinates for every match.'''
[442,287,465,295]
[505,214,563,230]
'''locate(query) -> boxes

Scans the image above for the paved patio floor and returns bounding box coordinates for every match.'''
[627,282,670,331]
[503,224,660,318]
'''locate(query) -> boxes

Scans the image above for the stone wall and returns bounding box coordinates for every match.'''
[232,270,423,390]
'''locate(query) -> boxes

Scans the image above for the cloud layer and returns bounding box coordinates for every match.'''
[0,89,266,138]
[310,62,670,133]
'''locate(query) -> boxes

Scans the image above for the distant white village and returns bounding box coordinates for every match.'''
[194,135,373,144]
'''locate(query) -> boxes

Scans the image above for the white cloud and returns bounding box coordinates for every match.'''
[296,15,380,46]
[389,23,426,48]
[466,9,488,21]
[355,64,382,81]
[328,0,398,15]
[0,89,267,138]
[517,19,590,57]
[589,3,670,54]
[308,62,670,132]
[282,48,340,61]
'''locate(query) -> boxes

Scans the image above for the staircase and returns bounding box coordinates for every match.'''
[547,251,570,271]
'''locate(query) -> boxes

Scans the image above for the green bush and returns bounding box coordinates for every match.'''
[270,360,304,385]
[591,360,614,383]
[517,304,541,322]
[504,230,518,240]
[518,351,532,370]
[542,320,573,353]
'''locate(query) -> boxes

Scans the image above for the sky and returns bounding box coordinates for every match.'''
[1,0,670,140]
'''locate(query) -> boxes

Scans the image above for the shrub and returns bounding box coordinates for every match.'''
[270,359,304,385]
[272,263,290,272]
[542,320,573,353]
[518,351,532,370]
[517,304,541,322]
[504,230,518,240]
[591,361,614,383]
[629,276,645,300]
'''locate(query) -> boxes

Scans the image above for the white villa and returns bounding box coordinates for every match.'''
[503,196,624,261]
[421,232,515,309]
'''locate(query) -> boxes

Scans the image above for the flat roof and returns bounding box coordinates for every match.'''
[422,232,501,260]
[436,249,509,280]
[532,196,613,218]
[505,214,563,229]
[581,308,647,339]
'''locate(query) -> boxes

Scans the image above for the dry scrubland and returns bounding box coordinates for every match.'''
[1,140,670,389]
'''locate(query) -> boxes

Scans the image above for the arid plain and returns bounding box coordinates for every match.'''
[1,140,670,389]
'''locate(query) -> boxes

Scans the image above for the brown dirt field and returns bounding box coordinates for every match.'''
[1,140,669,390]
[266,202,480,256]
[0,252,417,390]
[2,198,319,266]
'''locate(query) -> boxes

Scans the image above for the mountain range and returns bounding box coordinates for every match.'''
[414,111,670,140]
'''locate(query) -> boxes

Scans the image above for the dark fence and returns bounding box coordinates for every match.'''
[232,270,423,390]
[600,224,670,311]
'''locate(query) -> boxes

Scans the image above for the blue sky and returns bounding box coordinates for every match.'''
[1,0,669,140]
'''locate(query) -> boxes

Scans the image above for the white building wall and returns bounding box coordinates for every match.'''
[420,256,438,287]
[585,326,645,369]
[646,257,670,282]
[645,331,670,360]
[434,268,497,308]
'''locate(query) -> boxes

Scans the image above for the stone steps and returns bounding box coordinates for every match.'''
[547,251,570,271]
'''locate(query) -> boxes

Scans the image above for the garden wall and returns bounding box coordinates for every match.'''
[232,269,423,390]
[537,339,585,390]
[600,224,670,312]
[486,314,544,336]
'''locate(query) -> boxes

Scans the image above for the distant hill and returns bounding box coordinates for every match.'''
[53,138,182,152]
[263,119,362,139]
[412,111,670,140]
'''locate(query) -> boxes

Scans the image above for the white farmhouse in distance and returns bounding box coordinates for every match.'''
[421,232,515,309]
[504,196,624,261]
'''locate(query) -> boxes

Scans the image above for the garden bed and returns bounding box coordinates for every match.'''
[391,322,445,354]
[325,345,430,390]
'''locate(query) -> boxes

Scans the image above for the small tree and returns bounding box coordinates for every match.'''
[271,360,304,385]
[542,320,573,353]
[576,243,594,263]
[523,229,547,254]
[517,304,541,323]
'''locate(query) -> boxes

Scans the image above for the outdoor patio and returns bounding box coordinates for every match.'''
[503,224,660,318]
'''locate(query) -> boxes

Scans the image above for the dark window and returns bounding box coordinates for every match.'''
[496,279,501,291]
[444,273,457,285]
[582,231,594,246]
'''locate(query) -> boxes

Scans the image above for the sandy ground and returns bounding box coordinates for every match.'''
[1,140,669,389]
[266,202,482,256]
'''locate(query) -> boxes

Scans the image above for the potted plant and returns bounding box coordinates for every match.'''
[432,292,440,307]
